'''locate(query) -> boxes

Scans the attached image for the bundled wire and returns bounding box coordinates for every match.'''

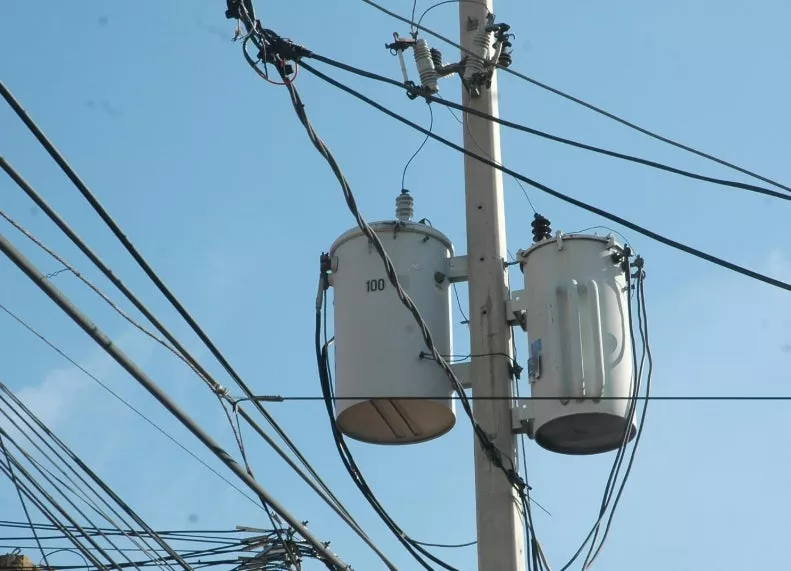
[0,381,193,571]
[557,258,651,571]
[315,275,455,571]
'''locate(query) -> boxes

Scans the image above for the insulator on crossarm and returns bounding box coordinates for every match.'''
[396,189,414,222]
[413,39,439,93]
[531,213,551,243]
[463,28,493,83]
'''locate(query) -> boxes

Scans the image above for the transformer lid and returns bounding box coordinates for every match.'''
[330,220,454,256]
[516,232,624,264]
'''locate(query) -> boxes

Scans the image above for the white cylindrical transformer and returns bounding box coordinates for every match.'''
[519,233,636,455]
[329,221,455,445]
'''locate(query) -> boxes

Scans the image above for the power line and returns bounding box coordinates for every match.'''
[0,436,117,571]
[0,230,352,571]
[0,300,263,511]
[0,382,192,571]
[0,435,51,569]
[295,61,791,293]
[306,53,791,203]
[248,20,525,569]
[0,84,350,547]
[234,394,791,402]
[357,0,791,194]
[0,209,389,564]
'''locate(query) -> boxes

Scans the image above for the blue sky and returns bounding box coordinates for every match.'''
[1,1,790,569]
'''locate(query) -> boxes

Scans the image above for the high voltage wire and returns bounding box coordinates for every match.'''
[0,383,193,571]
[239,395,791,401]
[0,301,263,512]
[0,231,352,571]
[0,435,50,569]
[294,61,791,293]
[0,209,393,566]
[306,52,791,203]
[231,6,471,570]
[0,79,357,562]
[358,0,791,195]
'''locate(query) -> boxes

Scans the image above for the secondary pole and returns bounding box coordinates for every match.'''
[459,1,527,570]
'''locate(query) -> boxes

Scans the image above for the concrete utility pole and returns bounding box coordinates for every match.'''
[459,1,527,570]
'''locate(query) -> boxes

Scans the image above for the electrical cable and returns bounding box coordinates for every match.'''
[415,1,487,34]
[556,261,647,571]
[0,467,108,571]
[230,8,513,566]
[0,384,188,571]
[0,435,51,570]
[306,53,791,204]
[0,231,352,571]
[315,287,455,571]
[295,61,791,293]
[234,394,791,401]
[258,35,528,569]
[0,383,214,566]
[583,274,652,569]
[0,212,373,558]
[221,405,302,571]
[0,86,351,549]
[409,539,477,549]
[357,0,791,194]
[0,428,159,571]
[0,300,263,512]
[401,101,434,190]
[0,437,115,570]
[256,23,531,521]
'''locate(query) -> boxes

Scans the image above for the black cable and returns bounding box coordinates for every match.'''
[0,410,172,571]
[0,85,347,547]
[297,61,791,293]
[409,539,476,549]
[451,283,469,325]
[0,467,108,571]
[344,393,791,403]
[0,392,178,571]
[0,381,195,571]
[0,299,262,510]
[222,405,301,571]
[0,438,116,570]
[0,160,358,558]
[584,274,653,569]
[315,293,454,571]
[401,101,434,190]
[0,435,51,570]
[259,29,529,534]
[557,266,644,571]
[415,1,487,34]
[357,0,791,194]
[0,231,352,571]
[307,53,791,204]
